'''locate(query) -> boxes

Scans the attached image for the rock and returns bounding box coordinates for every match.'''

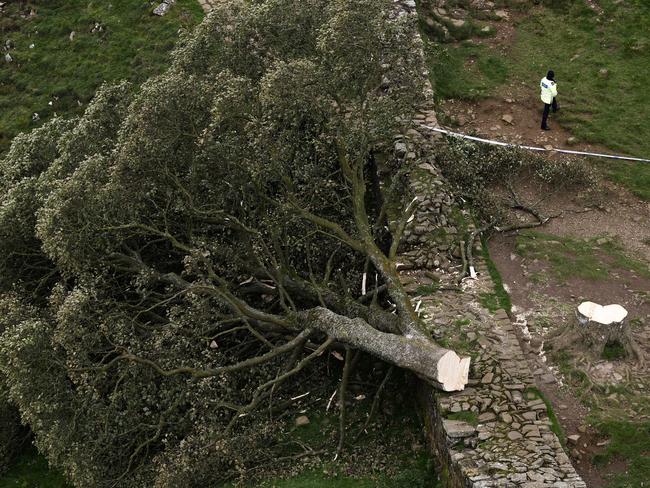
[394,141,407,157]
[502,114,514,125]
[598,68,609,78]
[567,434,581,445]
[566,136,578,145]
[522,411,537,421]
[495,9,509,19]
[500,412,513,424]
[29,43,35,49]
[481,372,494,384]
[444,419,477,438]
[540,373,555,384]
[153,0,176,16]
[4,53,12,63]
[69,31,76,42]
[448,17,467,28]
[507,430,523,440]
[295,415,310,427]
[478,412,496,422]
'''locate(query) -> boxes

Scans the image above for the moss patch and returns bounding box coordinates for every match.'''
[480,237,512,313]
[592,420,650,488]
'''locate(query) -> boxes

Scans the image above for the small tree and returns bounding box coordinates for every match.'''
[0,0,469,485]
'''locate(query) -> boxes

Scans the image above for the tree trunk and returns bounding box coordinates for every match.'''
[575,302,642,361]
[550,302,642,362]
[301,307,470,391]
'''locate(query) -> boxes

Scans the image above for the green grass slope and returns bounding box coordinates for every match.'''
[423,0,650,200]
[0,0,203,154]
[508,0,650,199]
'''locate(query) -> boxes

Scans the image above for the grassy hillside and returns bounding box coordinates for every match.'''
[425,0,650,200]
[508,0,650,199]
[0,0,204,154]
[0,1,202,483]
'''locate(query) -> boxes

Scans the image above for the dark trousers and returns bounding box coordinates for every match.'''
[541,98,558,129]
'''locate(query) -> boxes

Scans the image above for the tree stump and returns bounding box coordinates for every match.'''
[550,302,643,362]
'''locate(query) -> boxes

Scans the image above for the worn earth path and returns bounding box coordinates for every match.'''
[433,5,650,488]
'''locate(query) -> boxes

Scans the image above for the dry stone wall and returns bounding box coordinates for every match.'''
[393,1,587,486]
[411,264,587,488]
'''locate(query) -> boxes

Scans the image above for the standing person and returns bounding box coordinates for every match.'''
[540,70,559,130]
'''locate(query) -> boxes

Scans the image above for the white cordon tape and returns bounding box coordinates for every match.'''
[419,125,650,164]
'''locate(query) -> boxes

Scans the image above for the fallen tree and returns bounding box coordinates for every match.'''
[0,1,468,485]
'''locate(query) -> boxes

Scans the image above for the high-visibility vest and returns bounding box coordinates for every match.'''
[540,77,558,104]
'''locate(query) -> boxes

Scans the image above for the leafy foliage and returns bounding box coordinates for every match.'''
[0,1,431,486]
[434,138,597,224]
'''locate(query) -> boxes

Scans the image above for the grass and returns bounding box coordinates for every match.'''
[514,231,650,282]
[229,397,440,488]
[0,448,68,488]
[416,283,440,296]
[552,351,650,486]
[0,0,204,154]
[507,0,650,200]
[425,41,509,101]
[446,411,478,427]
[525,387,566,447]
[420,0,650,200]
[592,420,650,488]
[250,455,438,488]
[601,341,626,361]
[480,237,512,313]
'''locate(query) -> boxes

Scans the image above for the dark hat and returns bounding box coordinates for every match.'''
[547,70,555,81]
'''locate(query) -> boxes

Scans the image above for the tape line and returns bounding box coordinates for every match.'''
[419,125,650,164]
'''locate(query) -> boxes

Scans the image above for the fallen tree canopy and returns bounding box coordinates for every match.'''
[0,0,469,485]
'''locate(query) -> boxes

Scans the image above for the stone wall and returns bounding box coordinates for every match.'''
[410,262,587,487]
[392,0,587,486]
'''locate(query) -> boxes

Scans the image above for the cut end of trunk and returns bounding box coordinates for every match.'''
[436,350,470,392]
[577,301,627,325]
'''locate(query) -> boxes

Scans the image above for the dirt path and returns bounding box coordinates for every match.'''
[433,5,650,487]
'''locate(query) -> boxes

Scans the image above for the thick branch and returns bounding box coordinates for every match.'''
[301,307,469,391]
